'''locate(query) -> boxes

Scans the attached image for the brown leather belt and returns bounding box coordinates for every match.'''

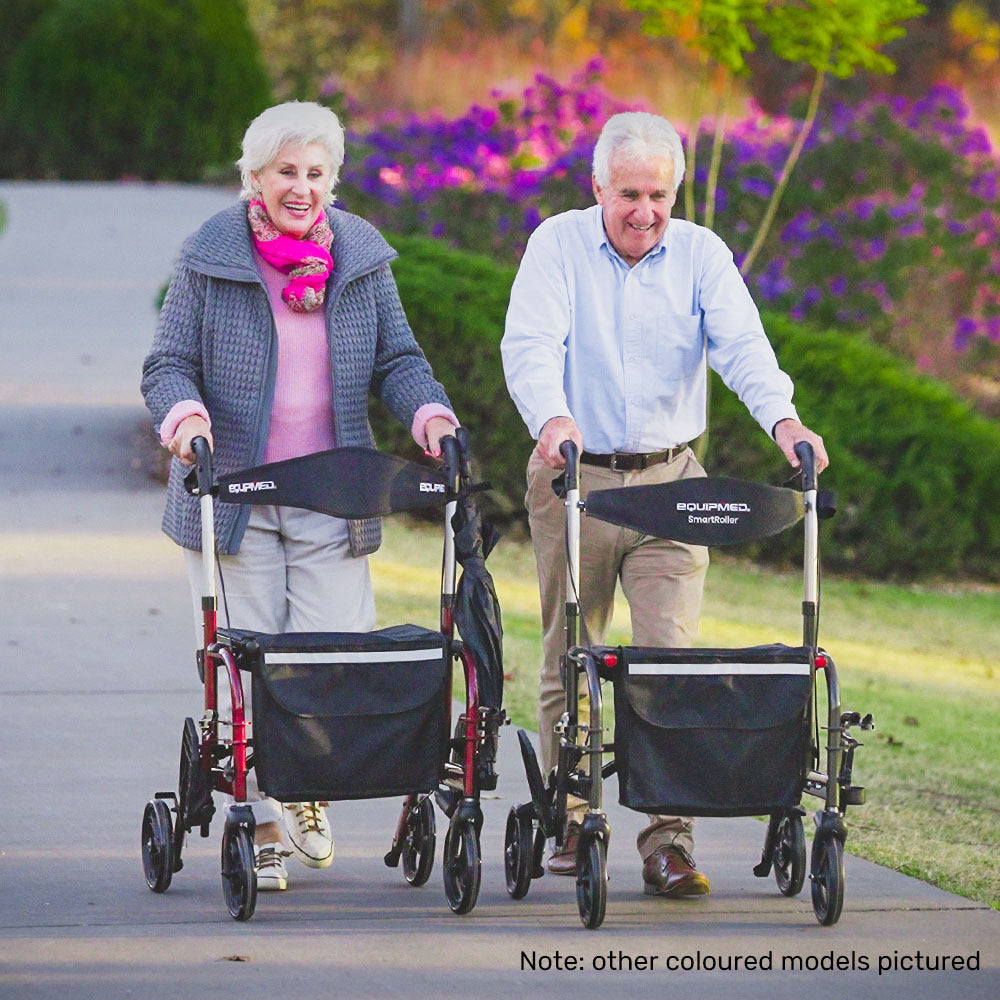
[579,445,689,472]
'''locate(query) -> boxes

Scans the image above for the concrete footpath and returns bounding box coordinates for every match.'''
[1,182,997,999]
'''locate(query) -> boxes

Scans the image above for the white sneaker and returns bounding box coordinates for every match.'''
[254,842,289,891]
[283,802,334,868]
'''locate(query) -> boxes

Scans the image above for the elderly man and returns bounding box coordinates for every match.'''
[501,111,827,897]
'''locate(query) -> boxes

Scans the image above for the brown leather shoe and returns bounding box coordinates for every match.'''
[642,845,711,897]
[547,822,581,876]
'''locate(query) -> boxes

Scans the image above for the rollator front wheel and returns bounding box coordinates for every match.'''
[221,824,257,921]
[402,796,436,887]
[141,799,174,893]
[774,813,806,897]
[443,819,481,914]
[504,806,533,899]
[576,836,607,930]
[810,833,844,926]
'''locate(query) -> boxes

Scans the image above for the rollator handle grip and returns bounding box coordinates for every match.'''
[455,426,472,479]
[440,433,462,495]
[560,439,579,491]
[191,435,214,497]
[794,441,817,492]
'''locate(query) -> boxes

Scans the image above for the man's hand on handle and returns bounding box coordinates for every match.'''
[774,418,828,475]
[536,416,583,469]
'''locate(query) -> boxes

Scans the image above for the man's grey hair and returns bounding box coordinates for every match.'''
[592,111,685,191]
[236,101,345,204]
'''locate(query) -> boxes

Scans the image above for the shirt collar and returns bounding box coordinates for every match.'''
[590,204,668,267]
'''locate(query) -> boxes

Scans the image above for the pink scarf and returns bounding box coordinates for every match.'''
[247,200,334,312]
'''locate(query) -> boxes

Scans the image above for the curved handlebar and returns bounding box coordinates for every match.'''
[191,435,214,498]
[440,434,461,493]
[794,441,817,492]
[560,439,579,491]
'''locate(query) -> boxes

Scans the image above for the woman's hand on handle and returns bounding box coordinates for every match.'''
[535,415,583,470]
[424,416,458,459]
[773,418,828,475]
[169,414,213,466]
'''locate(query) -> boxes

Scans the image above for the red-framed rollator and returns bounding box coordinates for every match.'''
[141,430,505,920]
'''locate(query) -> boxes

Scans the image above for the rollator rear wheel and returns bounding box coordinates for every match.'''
[810,833,844,926]
[141,799,174,893]
[774,813,806,896]
[402,796,436,887]
[443,819,481,914]
[504,806,533,899]
[221,824,257,921]
[576,837,607,930]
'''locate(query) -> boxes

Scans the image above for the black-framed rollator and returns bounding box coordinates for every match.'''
[506,440,872,929]
[140,429,505,920]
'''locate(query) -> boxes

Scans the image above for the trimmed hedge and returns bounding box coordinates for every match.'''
[374,235,533,521]
[3,0,271,180]
[736,317,1000,580]
[382,233,1000,581]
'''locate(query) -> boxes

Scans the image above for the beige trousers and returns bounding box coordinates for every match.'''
[525,449,709,859]
[185,505,376,823]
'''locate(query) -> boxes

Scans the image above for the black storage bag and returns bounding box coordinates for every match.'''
[227,624,450,801]
[613,644,813,816]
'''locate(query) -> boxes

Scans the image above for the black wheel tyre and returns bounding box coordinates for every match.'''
[221,825,257,921]
[402,797,436,887]
[531,825,547,879]
[178,717,213,837]
[576,837,608,930]
[774,813,807,897]
[504,807,533,899]
[810,833,845,926]
[443,820,481,915]
[141,799,174,893]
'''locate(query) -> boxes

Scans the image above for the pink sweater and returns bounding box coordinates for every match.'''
[159,253,456,457]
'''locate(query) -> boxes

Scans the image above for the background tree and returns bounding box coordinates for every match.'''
[245,0,398,110]
[747,1,1000,109]
[628,0,765,228]
[0,0,58,177]
[4,0,272,181]
[741,0,926,275]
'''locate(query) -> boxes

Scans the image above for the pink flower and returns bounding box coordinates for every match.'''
[378,166,404,188]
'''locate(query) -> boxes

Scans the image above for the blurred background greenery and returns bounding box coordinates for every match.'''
[5,0,1000,583]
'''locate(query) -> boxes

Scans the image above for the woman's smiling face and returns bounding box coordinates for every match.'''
[252,142,332,237]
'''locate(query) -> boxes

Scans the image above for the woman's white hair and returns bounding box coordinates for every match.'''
[237,101,346,204]
[592,112,685,191]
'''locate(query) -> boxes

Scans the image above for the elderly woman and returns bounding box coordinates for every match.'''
[141,101,459,891]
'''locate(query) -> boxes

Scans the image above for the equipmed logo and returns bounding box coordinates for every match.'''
[677,501,750,525]
[419,482,446,493]
[676,502,750,513]
[227,480,276,494]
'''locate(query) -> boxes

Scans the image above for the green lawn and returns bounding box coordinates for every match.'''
[372,516,1000,910]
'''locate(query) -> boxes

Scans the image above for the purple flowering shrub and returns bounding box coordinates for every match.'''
[337,64,1000,409]
[338,60,637,261]
[717,88,1000,402]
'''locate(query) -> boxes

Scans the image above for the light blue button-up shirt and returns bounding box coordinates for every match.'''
[501,205,798,453]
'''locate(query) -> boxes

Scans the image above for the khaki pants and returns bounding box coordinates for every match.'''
[185,505,376,823]
[525,449,709,859]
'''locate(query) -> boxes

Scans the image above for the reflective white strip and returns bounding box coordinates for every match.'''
[265,648,443,665]
[628,661,810,676]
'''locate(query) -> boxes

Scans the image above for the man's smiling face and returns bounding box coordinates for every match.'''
[593,151,676,266]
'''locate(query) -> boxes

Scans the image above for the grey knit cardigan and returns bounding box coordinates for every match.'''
[141,202,452,557]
